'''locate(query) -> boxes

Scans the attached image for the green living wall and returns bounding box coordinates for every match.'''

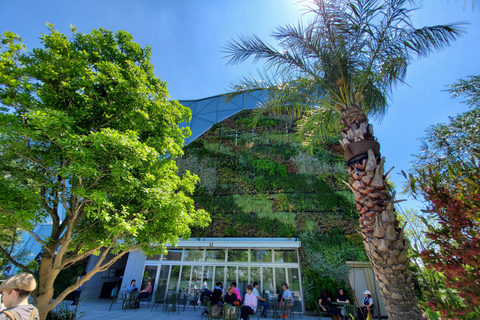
[177,110,368,309]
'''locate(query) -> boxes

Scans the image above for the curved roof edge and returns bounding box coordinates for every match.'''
[178,90,268,145]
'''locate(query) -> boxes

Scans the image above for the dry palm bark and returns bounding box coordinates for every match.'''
[339,104,423,320]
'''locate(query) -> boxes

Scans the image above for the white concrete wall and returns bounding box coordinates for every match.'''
[119,249,146,294]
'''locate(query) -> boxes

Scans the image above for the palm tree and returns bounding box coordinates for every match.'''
[224,0,465,319]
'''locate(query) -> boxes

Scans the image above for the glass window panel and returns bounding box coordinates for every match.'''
[214,266,226,288]
[163,249,182,261]
[251,250,272,263]
[206,249,226,262]
[228,249,248,262]
[157,265,170,297]
[141,266,157,291]
[275,267,286,296]
[146,254,161,260]
[203,266,214,290]
[250,267,261,288]
[192,265,203,290]
[226,266,237,288]
[168,265,181,293]
[287,268,301,299]
[274,250,298,263]
[179,265,192,295]
[184,249,205,261]
[262,267,274,298]
[238,267,248,300]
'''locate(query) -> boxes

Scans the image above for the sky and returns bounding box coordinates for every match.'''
[1,0,479,211]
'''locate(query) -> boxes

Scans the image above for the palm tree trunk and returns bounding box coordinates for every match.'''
[339,104,423,320]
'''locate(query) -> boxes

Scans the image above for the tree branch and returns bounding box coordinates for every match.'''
[0,245,32,274]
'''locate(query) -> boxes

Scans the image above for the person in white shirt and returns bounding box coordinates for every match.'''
[252,282,268,318]
[241,285,257,320]
[278,283,293,319]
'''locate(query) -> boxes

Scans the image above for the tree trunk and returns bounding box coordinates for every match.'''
[35,252,58,320]
[339,105,423,320]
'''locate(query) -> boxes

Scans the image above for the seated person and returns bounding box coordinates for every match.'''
[200,287,213,304]
[319,289,340,320]
[232,282,241,301]
[278,283,293,319]
[241,285,257,320]
[211,281,224,306]
[253,282,268,318]
[224,284,240,306]
[0,273,39,319]
[336,288,350,304]
[126,279,138,296]
[358,290,373,320]
[335,288,350,320]
[136,280,153,304]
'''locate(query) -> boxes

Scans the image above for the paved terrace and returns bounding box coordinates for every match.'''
[66,299,329,320]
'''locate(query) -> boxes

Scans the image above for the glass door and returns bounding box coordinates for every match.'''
[168,265,181,293]
[157,265,170,298]
[262,267,274,299]
[192,265,203,290]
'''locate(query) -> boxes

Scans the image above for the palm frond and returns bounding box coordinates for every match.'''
[403,23,467,58]
[223,0,466,148]
[296,103,342,154]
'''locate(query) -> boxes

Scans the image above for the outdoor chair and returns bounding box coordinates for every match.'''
[151,291,166,312]
[247,306,260,320]
[138,292,151,308]
[343,304,357,320]
[261,292,271,317]
[315,302,333,320]
[292,296,302,319]
[165,292,180,315]
[201,296,213,320]
[184,291,200,311]
[109,292,124,311]
[223,304,238,320]
[275,299,294,319]
[202,299,214,320]
[122,292,139,312]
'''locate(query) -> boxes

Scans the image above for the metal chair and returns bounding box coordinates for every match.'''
[151,291,166,312]
[343,304,357,320]
[315,303,333,320]
[109,292,124,311]
[292,296,302,319]
[122,292,139,312]
[261,293,270,317]
[184,291,200,311]
[165,292,181,315]
[223,304,238,320]
[275,299,294,319]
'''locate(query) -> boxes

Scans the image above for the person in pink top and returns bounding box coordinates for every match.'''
[135,280,153,306]
[241,285,257,320]
[232,281,242,301]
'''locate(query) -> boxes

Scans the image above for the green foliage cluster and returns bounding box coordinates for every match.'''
[299,228,368,310]
[252,159,287,178]
[183,110,356,238]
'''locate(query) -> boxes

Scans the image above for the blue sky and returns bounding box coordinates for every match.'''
[1,0,479,211]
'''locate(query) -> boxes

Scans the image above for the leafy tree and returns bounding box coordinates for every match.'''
[446,75,480,108]
[223,0,464,318]
[0,25,209,319]
[412,108,480,187]
[411,75,480,188]
[407,155,480,319]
